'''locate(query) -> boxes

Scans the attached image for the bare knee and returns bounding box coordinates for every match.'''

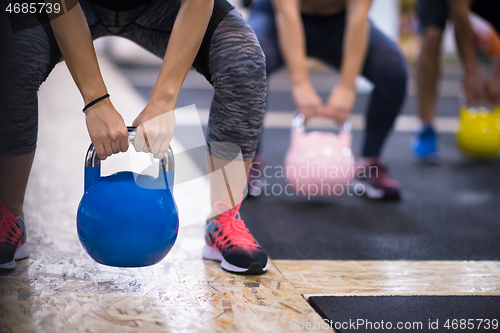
[420,27,444,57]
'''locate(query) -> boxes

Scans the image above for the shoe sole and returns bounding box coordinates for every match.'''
[0,243,29,270]
[352,180,401,201]
[202,245,269,275]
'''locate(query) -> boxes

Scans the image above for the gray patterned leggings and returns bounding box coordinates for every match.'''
[0,1,267,160]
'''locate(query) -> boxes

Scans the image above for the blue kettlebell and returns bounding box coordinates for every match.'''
[77,127,179,267]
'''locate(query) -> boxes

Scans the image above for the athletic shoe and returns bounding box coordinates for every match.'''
[353,157,401,200]
[0,201,28,270]
[203,200,268,274]
[411,125,439,163]
[247,155,264,197]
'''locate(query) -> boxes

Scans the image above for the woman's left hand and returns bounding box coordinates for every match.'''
[322,85,355,125]
[132,100,176,159]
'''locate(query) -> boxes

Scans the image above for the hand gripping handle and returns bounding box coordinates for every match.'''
[290,111,352,132]
[84,126,175,191]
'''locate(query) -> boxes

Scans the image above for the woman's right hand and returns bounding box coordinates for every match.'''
[292,82,323,122]
[487,70,500,105]
[84,98,129,160]
[462,70,487,103]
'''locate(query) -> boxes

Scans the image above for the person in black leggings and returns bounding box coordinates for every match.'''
[0,0,269,274]
[248,0,408,200]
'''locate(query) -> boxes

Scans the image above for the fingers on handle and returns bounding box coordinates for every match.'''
[118,128,129,153]
[154,139,171,159]
[141,123,151,150]
[95,143,107,161]
[133,127,146,153]
[110,142,120,155]
[103,142,113,158]
[119,136,129,153]
[151,137,164,159]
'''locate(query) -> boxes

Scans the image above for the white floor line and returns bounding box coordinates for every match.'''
[175,108,459,133]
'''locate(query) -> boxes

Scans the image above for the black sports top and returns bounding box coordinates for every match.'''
[88,0,154,11]
[88,0,230,12]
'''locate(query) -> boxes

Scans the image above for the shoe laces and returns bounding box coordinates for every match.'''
[0,200,20,245]
[212,198,257,248]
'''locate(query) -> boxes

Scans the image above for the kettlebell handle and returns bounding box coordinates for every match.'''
[85,126,174,173]
[291,111,352,132]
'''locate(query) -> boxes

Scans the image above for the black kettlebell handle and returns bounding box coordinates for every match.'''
[84,126,175,174]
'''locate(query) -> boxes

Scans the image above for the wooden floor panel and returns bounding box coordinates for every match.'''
[274,260,500,298]
[0,225,325,333]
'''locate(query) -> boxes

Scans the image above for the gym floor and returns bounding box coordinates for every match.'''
[1,46,499,332]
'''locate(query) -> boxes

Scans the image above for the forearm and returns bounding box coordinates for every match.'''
[447,0,478,74]
[150,0,213,103]
[47,1,107,104]
[338,1,371,90]
[272,0,310,86]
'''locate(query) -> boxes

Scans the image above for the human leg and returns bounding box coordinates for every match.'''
[412,0,448,162]
[0,153,35,219]
[359,26,408,159]
[0,21,57,270]
[412,26,443,162]
[354,25,408,200]
[203,10,268,274]
[0,1,104,270]
[0,153,32,271]
[416,27,444,125]
[245,1,283,196]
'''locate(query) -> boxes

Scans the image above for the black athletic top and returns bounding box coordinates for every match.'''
[88,0,154,11]
[88,0,232,13]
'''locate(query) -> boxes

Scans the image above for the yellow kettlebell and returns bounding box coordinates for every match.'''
[456,105,500,158]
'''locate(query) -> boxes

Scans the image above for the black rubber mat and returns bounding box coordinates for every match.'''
[307,296,500,333]
[240,130,500,260]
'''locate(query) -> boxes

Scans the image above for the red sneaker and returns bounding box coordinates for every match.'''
[0,201,28,270]
[203,200,268,274]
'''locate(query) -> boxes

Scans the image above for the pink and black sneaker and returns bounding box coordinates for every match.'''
[353,157,401,200]
[203,200,268,275]
[0,201,28,270]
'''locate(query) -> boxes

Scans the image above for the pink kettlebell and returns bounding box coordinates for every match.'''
[284,113,355,197]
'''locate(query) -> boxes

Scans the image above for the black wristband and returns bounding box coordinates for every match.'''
[83,94,110,112]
